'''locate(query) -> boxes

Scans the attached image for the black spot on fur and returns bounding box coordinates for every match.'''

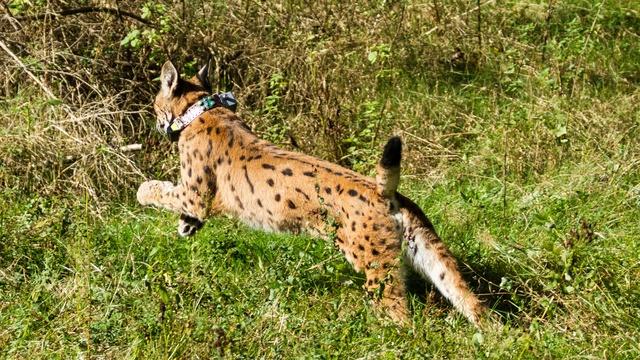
[358,244,365,251]
[295,188,310,200]
[303,171,316,177]
[243,165,254,193]
[204,165,212,175]
[439,272,445,280]
[281,168,293,176]
[240,155,246,161]
[286,199,296,209]
[187,168,192,178]
[324,187,332,194]
[267,178,274,187]
[235,196,244,210]
[216,127,221,135]
[358,195,368,203]
[196,176,203,184]
[257,199,263,207]
[351,221,356,231]
[275,194,281,202]
[262,164,275,170]
[206,127,213,135]
[348,189,358,197]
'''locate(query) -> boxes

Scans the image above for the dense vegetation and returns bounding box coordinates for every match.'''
[1,0,639,358]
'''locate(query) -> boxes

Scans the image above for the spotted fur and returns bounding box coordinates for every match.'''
[137,61,489,326]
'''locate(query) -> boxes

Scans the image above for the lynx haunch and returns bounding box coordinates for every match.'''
[137,60,488,325]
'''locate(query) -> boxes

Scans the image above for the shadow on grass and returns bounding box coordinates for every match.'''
[404,262,531,326]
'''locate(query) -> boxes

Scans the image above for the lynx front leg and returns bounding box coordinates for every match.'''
[137,180,207,221]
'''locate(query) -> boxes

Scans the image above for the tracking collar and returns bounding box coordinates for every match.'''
[165,92,237,141]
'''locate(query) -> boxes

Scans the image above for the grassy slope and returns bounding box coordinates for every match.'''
[1,159,638,358]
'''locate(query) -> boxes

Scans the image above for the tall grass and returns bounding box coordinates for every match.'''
[2,0,637,201]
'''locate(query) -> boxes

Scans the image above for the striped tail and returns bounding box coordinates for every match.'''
[376,136,402,198]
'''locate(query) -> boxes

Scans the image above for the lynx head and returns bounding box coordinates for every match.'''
[153,60,211,134]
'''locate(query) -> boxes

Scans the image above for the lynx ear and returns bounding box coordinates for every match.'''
[196,59,211,92]
[160,61,179,97]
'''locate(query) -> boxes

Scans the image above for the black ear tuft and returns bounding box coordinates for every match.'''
[196,58,211,92]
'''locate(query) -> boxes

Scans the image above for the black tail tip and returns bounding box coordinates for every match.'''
[380,136,402,168]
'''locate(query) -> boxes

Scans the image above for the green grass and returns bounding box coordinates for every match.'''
[1,159,638,358]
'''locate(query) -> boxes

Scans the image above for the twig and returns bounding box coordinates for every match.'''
[120,144,142,152]
[476,0,482,48]
[13,6,153,26]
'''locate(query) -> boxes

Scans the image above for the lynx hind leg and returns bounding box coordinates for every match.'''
[367,263,409,324]
[363,225,410,324]
[178,214,203,237]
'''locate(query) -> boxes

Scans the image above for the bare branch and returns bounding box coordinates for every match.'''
[13,6,154,26]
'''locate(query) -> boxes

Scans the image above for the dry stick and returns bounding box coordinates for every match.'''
[476,0,482,48]
[12,6,153,26]
[0,40,57,100]
[425,0,495,36]
[541,0,555,62]
[571,1,603,98]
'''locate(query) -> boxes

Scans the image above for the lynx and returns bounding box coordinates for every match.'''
[137,60,488,325]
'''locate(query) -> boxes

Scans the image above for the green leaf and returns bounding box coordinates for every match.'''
[367,50,378,64]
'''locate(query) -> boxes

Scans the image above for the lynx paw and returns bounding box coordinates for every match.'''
[178,215,203,237]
